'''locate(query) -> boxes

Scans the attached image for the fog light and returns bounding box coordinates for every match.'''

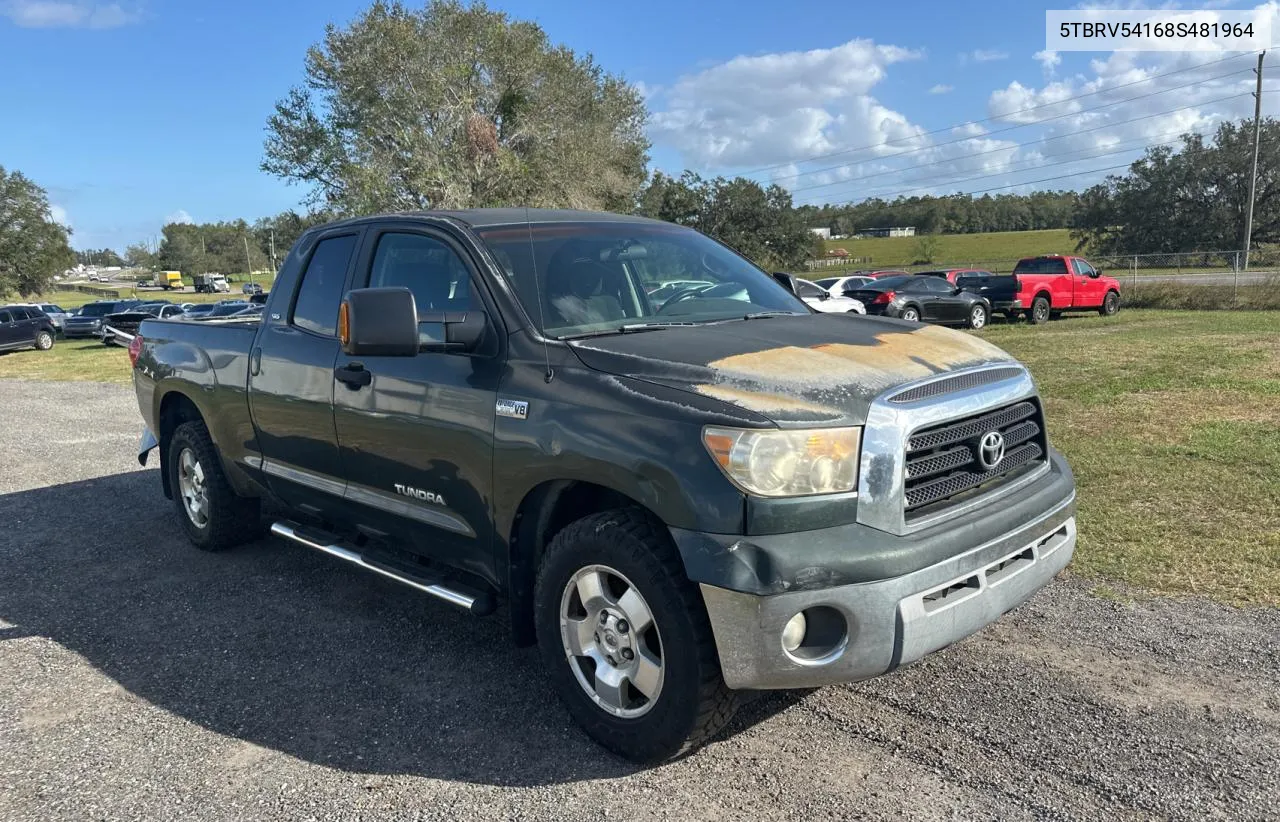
[781,612,807,652]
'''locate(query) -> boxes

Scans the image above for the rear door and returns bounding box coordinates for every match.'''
[248,230,362,513]
[331,223,504,581]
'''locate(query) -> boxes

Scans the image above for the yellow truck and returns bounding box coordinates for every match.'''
[159,271,185,290]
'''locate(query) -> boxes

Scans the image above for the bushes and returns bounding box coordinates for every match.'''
[1126,277,1280,311]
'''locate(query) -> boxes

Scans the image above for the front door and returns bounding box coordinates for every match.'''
[1072,259,1105,308]
[248,230,361,512]
[0,309,19,347]
[332,225,504,585]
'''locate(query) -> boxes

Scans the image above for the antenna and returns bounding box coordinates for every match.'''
[525,207,554,383]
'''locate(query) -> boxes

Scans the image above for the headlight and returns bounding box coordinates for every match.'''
[702,426,861,497]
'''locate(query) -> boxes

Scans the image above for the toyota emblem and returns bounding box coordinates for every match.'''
[977,431,1006,470]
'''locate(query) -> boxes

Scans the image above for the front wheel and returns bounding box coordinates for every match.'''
[967,304,988,330]
[34,330,54,351]
[1099,290,1120,316]
[899,306,920,322]
[535,509,736,763]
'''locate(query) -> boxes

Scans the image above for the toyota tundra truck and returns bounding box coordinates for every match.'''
[130,210,1077,762]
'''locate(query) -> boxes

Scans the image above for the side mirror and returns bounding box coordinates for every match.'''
[418,309,488,353]
[1092,269,1103,278]
[340,287,419,357]
[772,272,799,294]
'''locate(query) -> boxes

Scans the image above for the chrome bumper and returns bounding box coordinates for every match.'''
[700,496,1075,690]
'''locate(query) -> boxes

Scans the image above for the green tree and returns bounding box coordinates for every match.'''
[635,172,813,270]
[912,233,941,264]
[75,247,125,267]
[124,242,156,269]
[0,166,74,297]
[263,0,648,214]
[1072,118,1280,254]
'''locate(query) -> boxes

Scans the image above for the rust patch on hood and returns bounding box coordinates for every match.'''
[695,384,842,418]
[694,324,1015,420]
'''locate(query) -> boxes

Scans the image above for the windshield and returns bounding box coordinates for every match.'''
[78,303,115,317]
[814,278,840,289]
[208,302,249,316]
[473,221,807,337]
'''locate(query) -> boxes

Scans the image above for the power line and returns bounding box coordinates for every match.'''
[801,132,1193,207]
[799,128,1280,218]
[770,67,1256,186]
[789,89,1259,200]
[739,51,1257,177]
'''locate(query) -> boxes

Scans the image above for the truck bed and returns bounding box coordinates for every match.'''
[132,317,261,475]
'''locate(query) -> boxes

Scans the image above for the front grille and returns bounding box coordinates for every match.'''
[903,399,1047,517]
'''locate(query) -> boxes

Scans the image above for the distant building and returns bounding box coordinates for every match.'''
[855,226,916,238]
[809,227,832,239]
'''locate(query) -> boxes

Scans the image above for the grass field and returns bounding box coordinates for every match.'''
[819,228,1074,269]
[1,309,1275,605]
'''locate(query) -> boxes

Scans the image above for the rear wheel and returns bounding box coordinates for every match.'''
[34,330,54,351]
[1028,296,1051,325]
[167,420,262,551]
[535,508,736,763]
[900,305,920,322]
[1100,290,1120,316]
[967,304,988,330]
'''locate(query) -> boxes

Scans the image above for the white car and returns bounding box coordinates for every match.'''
[795,278,865,314]
[814,275,875,298]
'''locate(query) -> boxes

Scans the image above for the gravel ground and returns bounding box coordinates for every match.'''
[1,380,1277,821]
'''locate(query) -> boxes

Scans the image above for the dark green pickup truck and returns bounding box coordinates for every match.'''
[131,209,1076,762]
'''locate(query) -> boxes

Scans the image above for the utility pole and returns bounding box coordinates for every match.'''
[269,228,277,273]
[243,235,255,284]
[1243,51,1265,271]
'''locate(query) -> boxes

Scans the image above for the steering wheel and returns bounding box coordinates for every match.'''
[656,287,706,313]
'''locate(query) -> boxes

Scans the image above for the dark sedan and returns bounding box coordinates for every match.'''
[844,274,992,329]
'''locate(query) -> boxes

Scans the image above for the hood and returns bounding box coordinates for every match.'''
[568,313,1018,427]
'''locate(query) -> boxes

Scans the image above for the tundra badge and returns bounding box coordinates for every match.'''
[496,399,529,420]
[394,484,446,506]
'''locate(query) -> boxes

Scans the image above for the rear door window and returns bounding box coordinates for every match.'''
[292,234,358,336]
[0,310,12,323]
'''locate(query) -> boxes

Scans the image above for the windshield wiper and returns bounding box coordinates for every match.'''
[742,311,805,320]
[558,323,679,340]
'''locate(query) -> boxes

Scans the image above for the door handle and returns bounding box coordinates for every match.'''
[335,362,372,389]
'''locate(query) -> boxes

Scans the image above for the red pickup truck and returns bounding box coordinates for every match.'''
[1012,255,1122,324]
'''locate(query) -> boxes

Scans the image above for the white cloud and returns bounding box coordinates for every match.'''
[649,38,922,170]
[49,204,71,228]
[165,209,193,225]
[929,84,954,95]
[1034,50,1061,73]
[967,49,1010,63]
[0,1,140,29]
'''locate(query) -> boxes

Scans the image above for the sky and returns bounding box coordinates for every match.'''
[1,0,1278,251]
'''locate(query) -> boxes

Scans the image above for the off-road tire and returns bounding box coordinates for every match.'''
[534,508,737,763]
[167,420,262,551]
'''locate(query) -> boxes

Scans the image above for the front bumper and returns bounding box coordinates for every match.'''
[64,323,102,337]
[692,453,1076,690]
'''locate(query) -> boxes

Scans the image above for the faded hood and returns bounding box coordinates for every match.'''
[568,313,1019,427]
